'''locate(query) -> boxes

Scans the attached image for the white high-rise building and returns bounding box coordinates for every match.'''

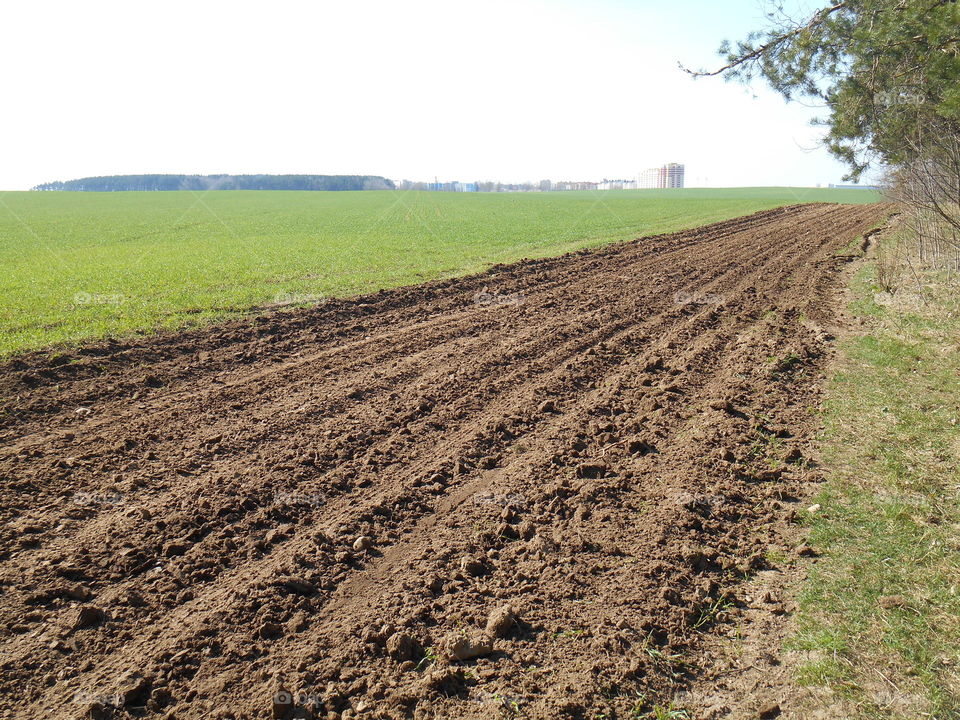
[639,163,685,189]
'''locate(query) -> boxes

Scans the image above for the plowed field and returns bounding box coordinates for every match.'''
[0,203,887,720]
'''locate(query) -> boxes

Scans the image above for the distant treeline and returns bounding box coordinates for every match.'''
[32,174,396,192]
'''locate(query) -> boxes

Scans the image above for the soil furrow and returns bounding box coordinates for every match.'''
[0,203,888,720]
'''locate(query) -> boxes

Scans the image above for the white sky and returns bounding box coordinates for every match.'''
[0,0,865,190]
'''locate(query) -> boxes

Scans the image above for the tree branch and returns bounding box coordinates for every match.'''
[679,2,847,78]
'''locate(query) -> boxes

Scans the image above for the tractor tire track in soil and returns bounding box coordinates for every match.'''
[0,203,887,720]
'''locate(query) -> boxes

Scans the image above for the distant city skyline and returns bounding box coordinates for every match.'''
[396,164,688,192]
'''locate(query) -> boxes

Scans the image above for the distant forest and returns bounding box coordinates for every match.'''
[32,174,396,192]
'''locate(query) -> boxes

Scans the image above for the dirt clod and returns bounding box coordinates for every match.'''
[72,606,107,631]
[757,701,782,719]
[259,621,283,639]
[277,576,317,595]
[118,672,152,707]
[878,595,908,610]
[575,462,607,479]
[459,557,486,577]
[162,541,188,557]
[420,666,465,694]
[444,632,494,661]
[386,632,415,662]
[87,701,110,720]
[485,606,516,638]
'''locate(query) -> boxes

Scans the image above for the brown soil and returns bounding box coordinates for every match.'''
[0,203,889,720]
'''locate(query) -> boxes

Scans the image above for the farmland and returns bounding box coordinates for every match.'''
[0,187,880,356]
[0,203,889,719]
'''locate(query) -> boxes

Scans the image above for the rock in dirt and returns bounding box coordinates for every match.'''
[485,606,515,638]
[661,587,681,604]
[60,584,93,601]
[479,455,499,469]
[537,400,557,414]
[444,632,493,661]
[756,468,783,482]
[264,528,286,545]
[426,472,448,486]
[682,545,712,571]
[643,356,665,372]
[147,687,172,711]
[352,535,372,552]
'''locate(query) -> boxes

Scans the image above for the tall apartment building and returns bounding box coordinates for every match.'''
[665,163,684,188]
[639,167,663,189]
[639,163,685,189]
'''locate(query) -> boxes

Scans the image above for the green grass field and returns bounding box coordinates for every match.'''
[0,187,881,356]
[789,231,960,718]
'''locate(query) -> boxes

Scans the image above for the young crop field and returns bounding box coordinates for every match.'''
[0,187,880,356]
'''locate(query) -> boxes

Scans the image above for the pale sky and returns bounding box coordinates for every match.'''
[0,0,866,190]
